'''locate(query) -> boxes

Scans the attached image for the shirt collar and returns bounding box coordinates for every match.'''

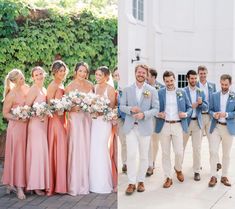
[135,82,145,90]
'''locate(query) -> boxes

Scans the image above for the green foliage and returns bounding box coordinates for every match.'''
[0,1,117,134]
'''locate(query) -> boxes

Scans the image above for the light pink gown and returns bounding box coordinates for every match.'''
[26,92,49,191]
[47,88,67,195]
[2,94,27,188]
[67,108,91,195]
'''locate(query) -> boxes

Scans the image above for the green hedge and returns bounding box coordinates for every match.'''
[0,0,117,134]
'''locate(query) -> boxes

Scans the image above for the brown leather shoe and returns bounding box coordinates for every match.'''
[221,177,231,187]
[125,184,136,195]
[174,168,184,182]
[137,182,145,192]
[163,178,173,188]
[146,167,154,177]
[208,176,217,187]
[122,164,127,173]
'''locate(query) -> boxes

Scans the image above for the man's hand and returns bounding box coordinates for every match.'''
[197,97,202,105]
[219,112,227,118]
[131,106,141,113]
[179,112,187,118]
[133,112,145,120]
[213,112,220,119]
[157,112,166,119]
[192,102,199,109]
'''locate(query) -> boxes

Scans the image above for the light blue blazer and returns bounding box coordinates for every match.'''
[184,86,208,129]
[209,91,235,135]
[155,88,192,133]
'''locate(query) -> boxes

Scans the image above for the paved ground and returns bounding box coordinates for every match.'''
[0,165,117,209]
[118,136,235,209]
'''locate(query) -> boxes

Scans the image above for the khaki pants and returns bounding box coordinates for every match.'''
[126,126,151,184]
[118,118,127,165]
[160,122,184,178]
[183,120,202,173]
[209,124,233,177]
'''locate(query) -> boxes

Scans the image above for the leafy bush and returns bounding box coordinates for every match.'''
[0,0,117,134]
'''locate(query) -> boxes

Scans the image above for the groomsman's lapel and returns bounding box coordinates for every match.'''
[185,87,192,103]
[139,84,147,105]
[216,92,221,110]
[162,88,166,111]
[131,84,138,106]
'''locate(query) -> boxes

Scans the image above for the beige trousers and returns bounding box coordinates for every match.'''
[118,118,127,165]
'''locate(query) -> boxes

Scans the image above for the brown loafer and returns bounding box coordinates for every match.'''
[125,184,136,195]
[137,182,145,192]
[221,177,231,187]
[122,164,127,173]
[163,178,173,188]
[174,168,184,182]
[146,167,154,177]
[208,176,217,187]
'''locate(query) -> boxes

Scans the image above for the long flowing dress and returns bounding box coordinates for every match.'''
[26,92,49,191]
[2,93,27,188]
[47,88,67,195]
[67,108,91,195]
[89,87,113,193]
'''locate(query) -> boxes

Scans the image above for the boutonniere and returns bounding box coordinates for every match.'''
[143,90,151,98]
[176,90,183,99]
[229,92,235,100]
[155,84,160,90]
[197,88,203,95]
[208,84,213,90]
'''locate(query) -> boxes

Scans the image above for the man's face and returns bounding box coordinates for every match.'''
[135,67,147,83]
[164,75,175,90]
[147,74,155,85]
[198,70,207,82]
[220,79,231,93]
[188,74,197,87]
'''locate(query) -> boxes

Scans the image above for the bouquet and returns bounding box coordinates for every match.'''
[31,102,53,121]
[11,105,31,120]
[50,96,73,115]
[90,95,111,119]
[103,107,118,121]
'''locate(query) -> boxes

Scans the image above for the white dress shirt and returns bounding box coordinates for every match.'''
[218,91,229,123]
[165,89,180,121]
[135,83,145,104]
[199,81,209,102]
[189,87,197,118]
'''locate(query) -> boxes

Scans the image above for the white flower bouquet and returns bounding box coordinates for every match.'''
[50,96,73,115]
[103,107,118,121]
[11,105,31,120]
[31,102,53,120]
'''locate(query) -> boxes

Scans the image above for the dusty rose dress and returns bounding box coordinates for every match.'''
[26,92,49,191]
[2,93,27,188]
[67,108,92,195]
[47,88,67,195]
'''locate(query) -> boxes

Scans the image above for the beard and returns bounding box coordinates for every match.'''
[222,87,229,93]
[166,84,175,90]
[136,76,145,83]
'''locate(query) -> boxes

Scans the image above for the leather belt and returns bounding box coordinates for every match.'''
[202,112,208,114]
[134,122,138,125]
[217,121,227,126]
[165,120,181,124]
[191,118,197,120]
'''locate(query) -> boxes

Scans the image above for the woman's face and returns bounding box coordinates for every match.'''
[54,66,66,81]
[15,73,25,86]
[32,69,45,84]
[95,70,107,84]
[75,65,88,80]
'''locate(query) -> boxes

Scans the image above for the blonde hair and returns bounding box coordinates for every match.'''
[3,69,23,101]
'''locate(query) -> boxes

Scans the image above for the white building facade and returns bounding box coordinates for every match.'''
[118,0,235,88]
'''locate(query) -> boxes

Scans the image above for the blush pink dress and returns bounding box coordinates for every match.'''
[26,91,49,191]
[47,88,67,195]
[67,93,92,195]
[2,93,27,188]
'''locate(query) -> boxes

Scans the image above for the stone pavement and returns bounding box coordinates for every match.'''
[118,136,235,209]
[0,166,117,209]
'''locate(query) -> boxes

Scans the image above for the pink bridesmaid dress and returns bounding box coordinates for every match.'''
[67,110,91,195]
[26,91,49,191]
[47,88,67,195]
[2,94,27,188]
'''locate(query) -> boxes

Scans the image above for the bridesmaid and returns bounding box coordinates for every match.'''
[25,66,49,195]
[47,60,68,196]
[65,62,93,195]
[2,69,29,199]
[89,66,116,194]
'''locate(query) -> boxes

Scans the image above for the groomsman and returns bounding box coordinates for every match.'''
[156,71,192,188]
[196,65,221,170]
[120,64,159,195]
[113,68,127,173]
[146,68,164,176]
[183,70,208,181]
[208,74,235,187]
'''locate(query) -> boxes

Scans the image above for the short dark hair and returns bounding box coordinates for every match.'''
[197,65,207,73]
[186,70,197,79]
[220,74,232,84]
[135,64,149,75]
[74,62,89,73]
[149,68,158,78]
[163,71,175,80]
